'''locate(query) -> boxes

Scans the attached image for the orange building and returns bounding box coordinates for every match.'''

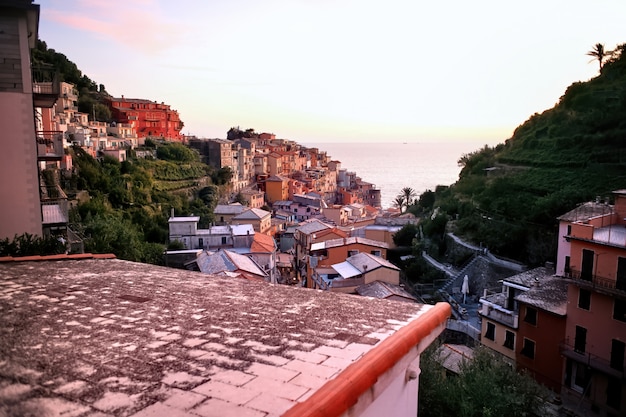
[107,97,183,141]
[559,190,626,415]
[306,236,389,289]
[264,175,289,204]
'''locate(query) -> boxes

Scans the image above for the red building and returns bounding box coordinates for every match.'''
[515,275,568,392]
[107,97,183,141]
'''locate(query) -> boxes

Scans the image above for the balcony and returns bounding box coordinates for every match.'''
[479,291,519,328]
[32,65,60,108]
[568,269,626,297]
[41,199,69,226]
[480,304,519,328]
[36,131,65,161]
[560,340,625,380]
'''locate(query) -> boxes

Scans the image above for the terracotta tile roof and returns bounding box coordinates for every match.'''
[0,258,449,416]
[250,233,276,253]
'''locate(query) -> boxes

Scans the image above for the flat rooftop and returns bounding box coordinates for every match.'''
[0,258,445,417]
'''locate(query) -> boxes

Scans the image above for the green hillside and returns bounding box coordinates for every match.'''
[419,43,626,265]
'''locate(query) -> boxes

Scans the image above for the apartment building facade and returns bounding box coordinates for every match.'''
[559,190,626,415]
[107,96,183,141]
[0,0,56,239]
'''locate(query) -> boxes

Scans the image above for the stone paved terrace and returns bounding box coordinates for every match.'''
[0,257,445,417]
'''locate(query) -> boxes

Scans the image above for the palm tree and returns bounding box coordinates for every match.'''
[401,187,416,210]
[587,43,612,72]
[394,196,406,212]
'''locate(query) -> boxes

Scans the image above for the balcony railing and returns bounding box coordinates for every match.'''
[480,304,519,328]
[36,131,65,160]
[560,340,625,380]
[32,65,60,108]
[568,269,626,296]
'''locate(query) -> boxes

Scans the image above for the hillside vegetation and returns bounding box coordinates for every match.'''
[66,141,231,263]
[413,43,626,265]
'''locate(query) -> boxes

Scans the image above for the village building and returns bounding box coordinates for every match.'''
[232,208,272,235]
[310,251,400,293]
[239,188,265,209]
[186,249,269,281]
[107,96,183,141]
[213,203,247,225]
[557,190,626,414]
[265,175,290,204]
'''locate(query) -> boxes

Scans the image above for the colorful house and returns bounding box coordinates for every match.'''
[265,175,289,204]
[559,190,626,415]
[107,96,183,141]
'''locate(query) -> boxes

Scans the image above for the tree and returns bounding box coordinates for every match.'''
[587,43,612,71]
[419,343,550,417]
[392,224,419,247]
[211,166,233,185]
[393,196,406,212]
[418,189,436,211]
[233,192,248,206]
[401,187,416,208]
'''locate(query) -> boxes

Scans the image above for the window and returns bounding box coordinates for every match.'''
[524,307,537,325]
[578,289,591,310]
[521,338,535,359]
[503,330,515,350]
[198,238,203,248]
[221,236,227,245]
[371,250,382,257]
[574,326,587,353]
[581,249,594,281]
[617,257,626,291]
[614,299,626,322]
[610,339,625,371]
[571,361,590,393]
[485,322,495,341]
[564,256,571,275]
[607,376,621,410]
[347,250,359,257]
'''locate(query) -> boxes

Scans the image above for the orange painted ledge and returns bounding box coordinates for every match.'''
[282,302,451,417]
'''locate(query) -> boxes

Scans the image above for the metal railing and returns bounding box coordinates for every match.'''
[568,269,626,295]
[560,339,625,380]
[480,305,518,328]
[36,131,65,159]
[32,65,59,95]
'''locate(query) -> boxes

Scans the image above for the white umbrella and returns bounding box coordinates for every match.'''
[461,275,470,304]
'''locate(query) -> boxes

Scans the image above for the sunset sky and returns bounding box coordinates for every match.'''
[38,0,625,144]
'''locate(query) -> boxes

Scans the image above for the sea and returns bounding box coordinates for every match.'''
[303,141,493,209]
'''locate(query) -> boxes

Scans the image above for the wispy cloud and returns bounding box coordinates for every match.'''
[43,0,184,55]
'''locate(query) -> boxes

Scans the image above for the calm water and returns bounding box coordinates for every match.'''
[303,141,491,209]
